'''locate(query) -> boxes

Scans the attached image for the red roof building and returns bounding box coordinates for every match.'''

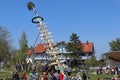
[25,42,94,55]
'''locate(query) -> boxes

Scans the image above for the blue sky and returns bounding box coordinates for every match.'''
[0,0,120,59]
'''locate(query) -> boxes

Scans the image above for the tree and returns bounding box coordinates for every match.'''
[18,31,28,62]
[0,26,12,61]
[109,38,120,51]
[66,33,83,56]
[66,33,83,67]
[85,56,97,67]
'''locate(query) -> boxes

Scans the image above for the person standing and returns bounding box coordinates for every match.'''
[59,71,64,80]
[28,73,33,80]
[82,73,87,80]
[76,73,82,80]
[13,71,19,80]
[21,71,27,80]
[67,66,71,76]
[42,72,47,80]
[54,70,59,80]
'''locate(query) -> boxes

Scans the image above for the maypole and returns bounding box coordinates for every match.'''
[27,2,62,71]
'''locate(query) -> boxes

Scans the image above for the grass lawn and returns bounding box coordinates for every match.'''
[0,72,11,79]
[87,74,113,80]
[0,71,114,80]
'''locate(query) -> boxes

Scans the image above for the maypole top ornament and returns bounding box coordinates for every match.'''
[27,2,35,10]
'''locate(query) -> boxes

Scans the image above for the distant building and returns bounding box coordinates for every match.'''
[104,51,120,68]
[81,42,95,60]
[25,41,95,61]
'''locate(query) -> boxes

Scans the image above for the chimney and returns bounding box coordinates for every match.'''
[86,40,89,44]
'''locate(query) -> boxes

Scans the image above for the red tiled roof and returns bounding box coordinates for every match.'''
[105,52,120,62]
[25,44,46,55]
[34,44,46,53]
[25,42,94,55]
[25,49,32,55]
[82,43,94,53]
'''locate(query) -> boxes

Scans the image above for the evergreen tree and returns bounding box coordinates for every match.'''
[18,31,28,62]
[66,33,83,58]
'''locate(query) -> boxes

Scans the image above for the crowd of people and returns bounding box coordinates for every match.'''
[96,65,120,80]
[10,62,90,80]
[4,61,120,80]
[11,69,88,80]
[41,69,88,80]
